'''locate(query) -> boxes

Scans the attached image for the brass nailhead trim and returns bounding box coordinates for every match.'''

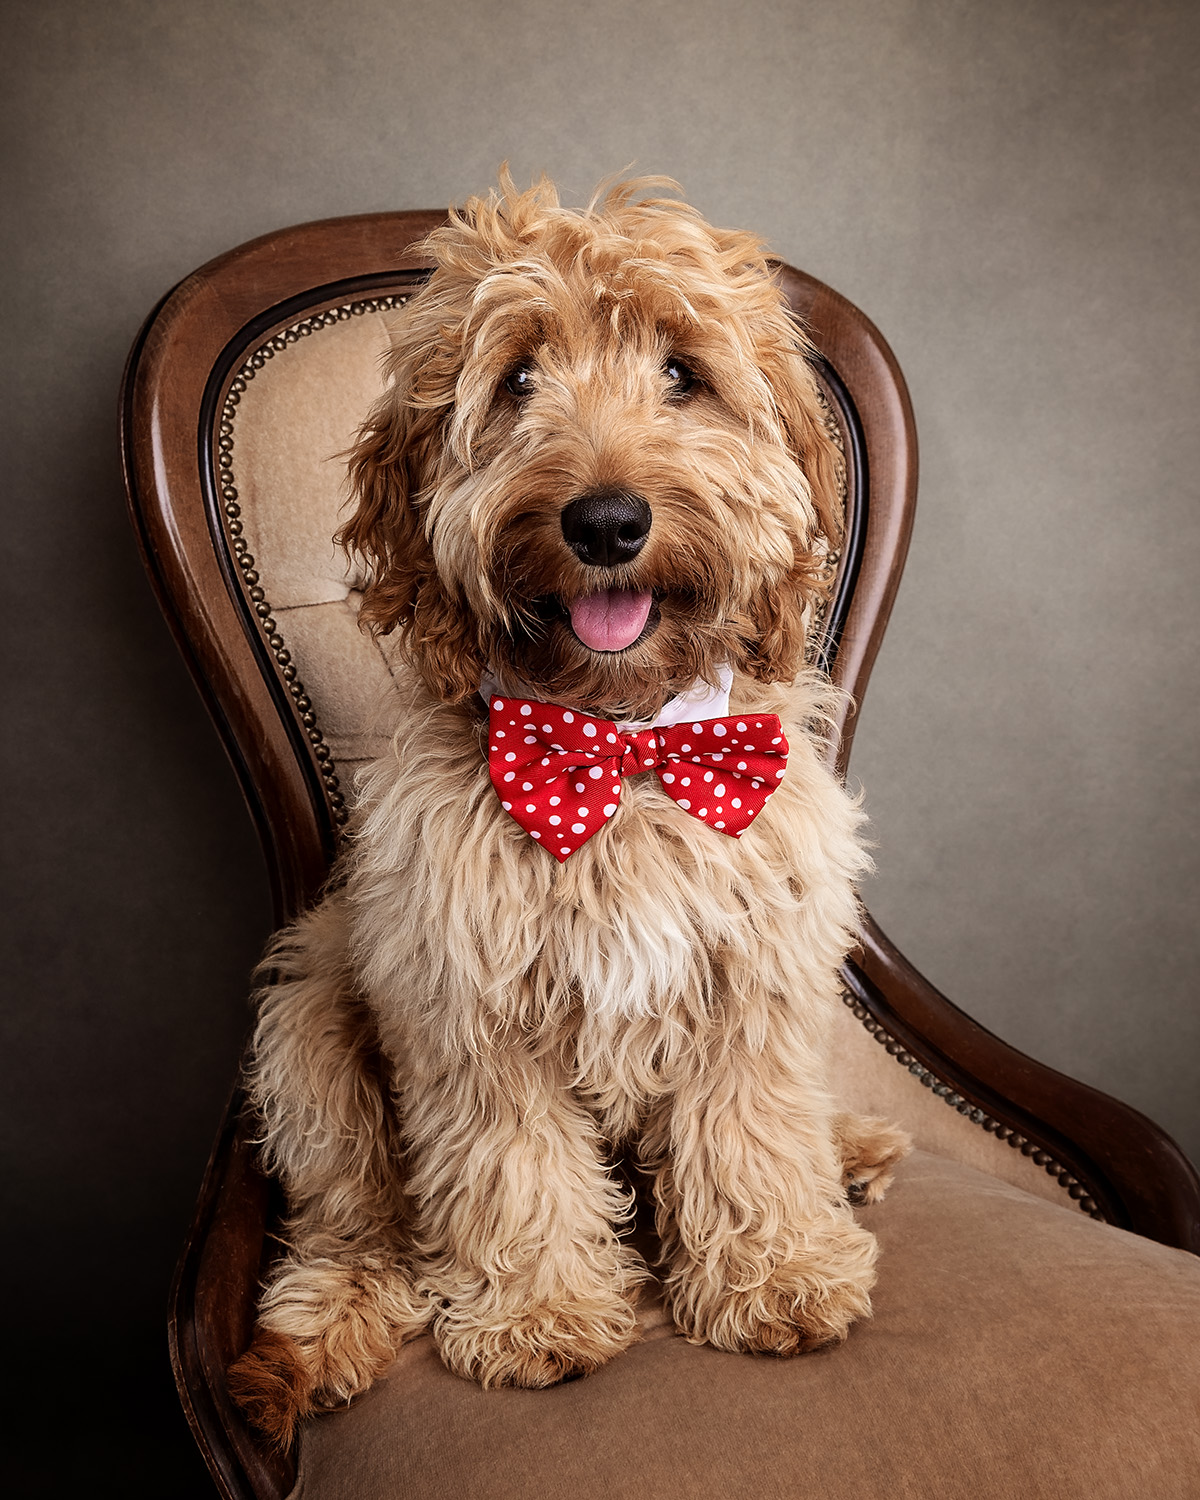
[840,990,1105,1221]
[805,386,846,662]
[216,295,410,829]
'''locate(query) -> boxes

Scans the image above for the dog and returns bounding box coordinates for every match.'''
[228,173,910,1448]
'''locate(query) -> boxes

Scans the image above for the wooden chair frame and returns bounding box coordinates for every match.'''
[121,211,1200,1500]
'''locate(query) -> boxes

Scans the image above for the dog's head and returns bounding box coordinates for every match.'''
[340,173,842,722]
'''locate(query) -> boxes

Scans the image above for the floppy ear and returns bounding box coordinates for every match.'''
[743,337,845,684]
[337,356,486,706]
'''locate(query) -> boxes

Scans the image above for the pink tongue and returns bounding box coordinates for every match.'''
[567,588,654,651]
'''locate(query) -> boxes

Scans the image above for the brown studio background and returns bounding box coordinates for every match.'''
[2,1,1197,1494]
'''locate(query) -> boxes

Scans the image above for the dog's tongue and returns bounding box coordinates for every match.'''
[567,588,654,652]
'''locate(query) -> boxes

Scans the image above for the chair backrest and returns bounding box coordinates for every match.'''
[122,210,917,926]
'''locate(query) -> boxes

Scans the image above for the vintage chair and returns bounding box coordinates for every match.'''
[123,210,1200,1500]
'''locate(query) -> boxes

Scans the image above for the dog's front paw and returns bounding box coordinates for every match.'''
[668,1216,878,1355]
[433,1294,640,1388]
[834,1112,912,1206]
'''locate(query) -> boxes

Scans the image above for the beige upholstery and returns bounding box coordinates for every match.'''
[291,1151,1200,1499]
[230,301,409,782]
[223,297,1086,1214]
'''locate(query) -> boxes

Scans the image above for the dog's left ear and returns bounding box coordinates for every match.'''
[743,337,844,684]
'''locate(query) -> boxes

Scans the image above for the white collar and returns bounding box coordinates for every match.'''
[478,664,734,732]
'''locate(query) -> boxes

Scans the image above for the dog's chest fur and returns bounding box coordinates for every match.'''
[344,668,866,1110]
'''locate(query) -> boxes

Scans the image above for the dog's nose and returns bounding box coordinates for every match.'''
[561,491,652,567]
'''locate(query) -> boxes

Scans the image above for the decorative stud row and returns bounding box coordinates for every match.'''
[840,990,1105,1221]
[215,294,411,831]
[805,385,847,662]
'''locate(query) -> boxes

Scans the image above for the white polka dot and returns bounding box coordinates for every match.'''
[589,766,603,779]
[712,753,724,761]
[699,808,708,817]
[736,721,746,731]
[603,803,617,816]
[550,796,560,805]
[521,782,532,791]
[776,768,785,778]
[737,761,747,770]
[752,780,761,788]
[607,732,617,743]
[520,705,532,715]
[712,723,726,737]
[543,724,553,733]
[524,735,537,744]
[715,820,725,829]
[692,722,703,733]
[495,729,505,738]
[755,721,763,728]
[530,830,541,839]
[549,815,561,825]
[504,771,515,783]
[772,736,781,745]
[678,799,691,810]
[571,822,586,833]
[746,744,754,751]
[715,784,726,797]
[680,743,691,753]
[681,776,691,786]
[541,757,551,766]
[704,771,713,782]
[583,722,596,737]
[502,801,512,810]
[560,847,571,855]
[494,699,505,711]
[552,743,563,751]
[575,782,586,793]
[505,752,516,761]
[562,711,574,723]
[526,803,536,812]
[732,797,742,808]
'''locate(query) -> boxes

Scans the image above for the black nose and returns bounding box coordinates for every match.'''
[560,490,652,568]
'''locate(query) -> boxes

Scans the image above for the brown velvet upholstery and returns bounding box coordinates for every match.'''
[293,1152,1200,1499]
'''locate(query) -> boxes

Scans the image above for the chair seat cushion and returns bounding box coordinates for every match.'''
[290,1150,1200,1499]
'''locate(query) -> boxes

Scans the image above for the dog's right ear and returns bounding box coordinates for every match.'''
[337,374,486,705]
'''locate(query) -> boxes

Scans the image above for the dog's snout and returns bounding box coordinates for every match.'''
[561,491,652,568]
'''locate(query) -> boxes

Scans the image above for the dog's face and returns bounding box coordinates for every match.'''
[341,176,842,722]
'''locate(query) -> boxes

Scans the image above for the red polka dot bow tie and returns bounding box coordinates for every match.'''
[488,697,789,861]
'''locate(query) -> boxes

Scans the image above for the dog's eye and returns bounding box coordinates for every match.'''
[664,358,697,397]
[504,364,535,398]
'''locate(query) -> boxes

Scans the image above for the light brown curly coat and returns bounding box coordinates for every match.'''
[228,174,909,1448]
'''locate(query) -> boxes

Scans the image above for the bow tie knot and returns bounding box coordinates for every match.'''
[487,695,788,861]
[619,729,663,776]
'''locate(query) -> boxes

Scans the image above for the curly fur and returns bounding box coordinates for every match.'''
[229,172,909,1447]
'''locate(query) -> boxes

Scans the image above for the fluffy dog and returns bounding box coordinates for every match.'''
[229,174,909,1447]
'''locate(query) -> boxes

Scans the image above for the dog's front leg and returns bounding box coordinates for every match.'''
[644,994,879,1354]
[398,1026,642,1387]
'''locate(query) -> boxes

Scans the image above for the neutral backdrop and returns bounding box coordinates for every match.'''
[3,1,1197,1493]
